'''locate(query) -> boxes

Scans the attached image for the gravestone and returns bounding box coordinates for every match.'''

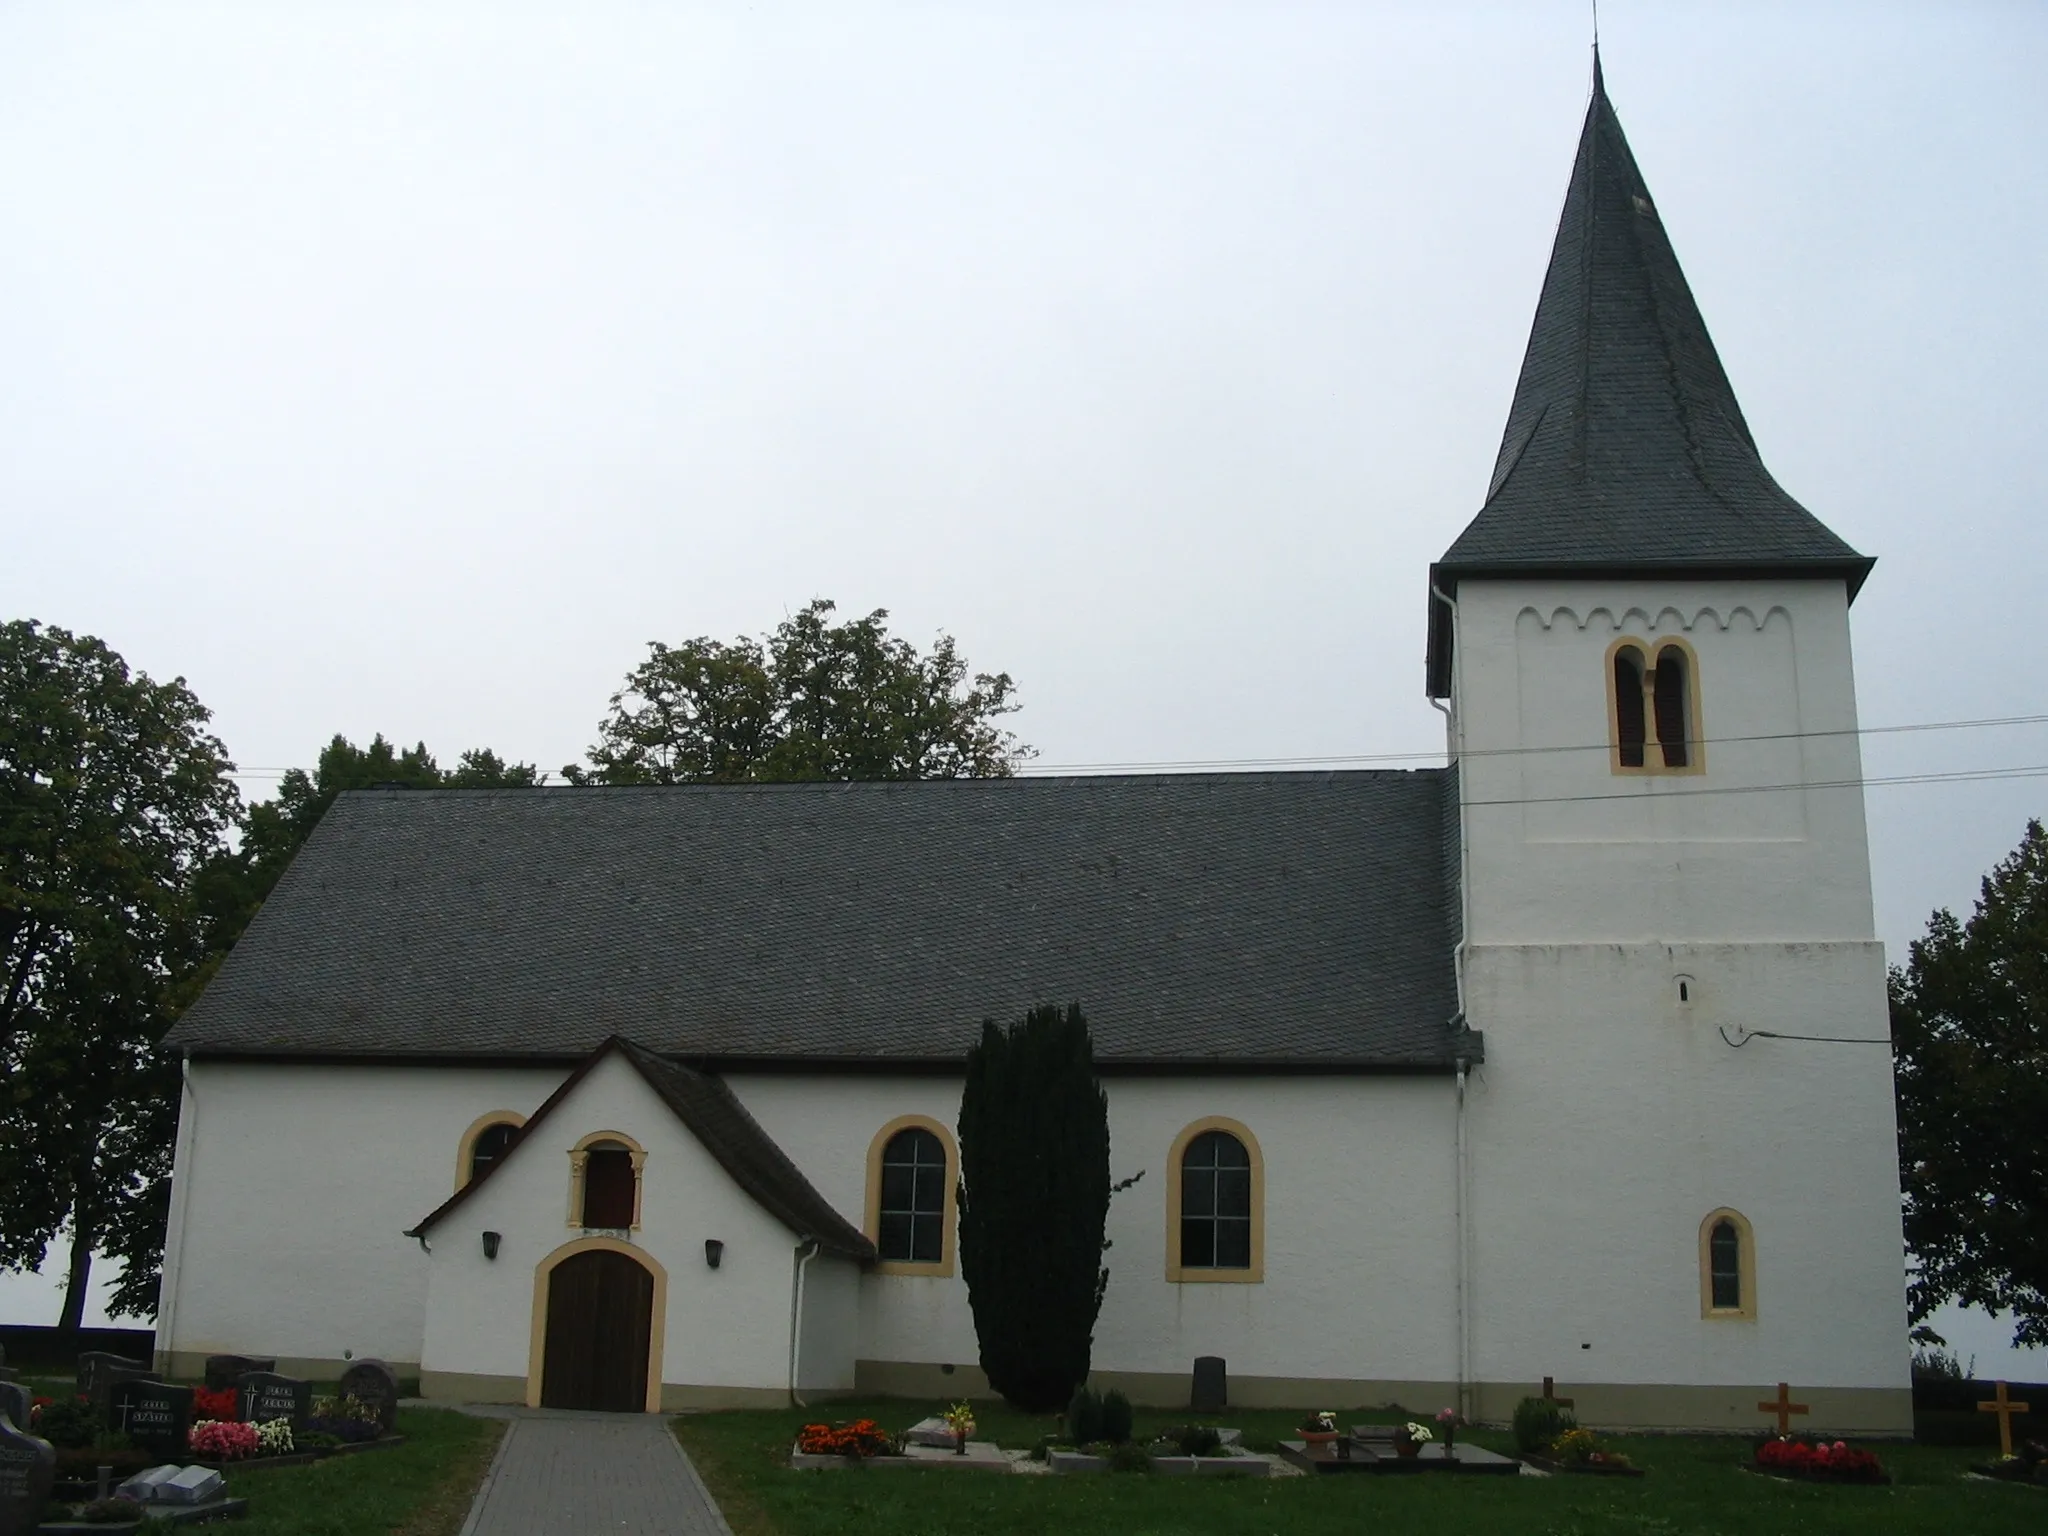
[1191,1356,1228,1414]
[77,1354,158,1424]
[337,1359,401,1434]
[202,1355,275,1392]
[0,1384,27,1434]
[0,1412,56,1536]
[238,1371,311,1430]
[0,1342,12,1385]
[113,1380,193,1460]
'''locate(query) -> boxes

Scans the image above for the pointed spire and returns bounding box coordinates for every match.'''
[1427,66,1870,695]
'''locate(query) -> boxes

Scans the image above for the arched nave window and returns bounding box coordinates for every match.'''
[1609,637,1704,774]
[455,1111,527,1191]
[1166,1118,1264,1283]
[1699,1208,1757,1320]
[864,1116,958,1276]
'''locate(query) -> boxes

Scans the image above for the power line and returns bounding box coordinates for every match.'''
[214,710,2048,783]
[1011,711,2048,775]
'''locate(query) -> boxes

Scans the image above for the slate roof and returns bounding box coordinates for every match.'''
[1427,57,1872,695]
[166,773,1465,1068]
[408,1036,875,1259]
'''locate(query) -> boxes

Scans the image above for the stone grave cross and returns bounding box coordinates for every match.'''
[1541,1376,1576,1410]
[1756,1382,1809,1436]
[1977,1379,2031,1459]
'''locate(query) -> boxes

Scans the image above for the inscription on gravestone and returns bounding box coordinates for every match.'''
[238,1372,311,1430]
[203,1355,276,1392]
[114,1380,193,1459]
[337,1359,401,1435]
[0,1411,56,1536]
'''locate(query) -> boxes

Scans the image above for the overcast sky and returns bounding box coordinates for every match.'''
[3,3,2044,1363]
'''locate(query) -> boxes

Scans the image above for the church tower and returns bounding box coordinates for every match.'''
[1430,58,1910,1431]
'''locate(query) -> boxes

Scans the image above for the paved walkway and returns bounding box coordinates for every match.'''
[457,1408,735,1536]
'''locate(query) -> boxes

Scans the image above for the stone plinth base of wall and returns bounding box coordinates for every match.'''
[852,1361,1912,1437]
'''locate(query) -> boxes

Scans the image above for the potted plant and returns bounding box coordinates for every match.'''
[1435,1407,1462,1456]
[944,1401,977,1454]
[1298,1411,1339,1447]
[1396,1421,1433,1459]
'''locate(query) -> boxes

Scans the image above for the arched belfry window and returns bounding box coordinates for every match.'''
[1613,644,1648,768]
[863,1116,959,1276]
[1699,1208,1756,1319]
[1165,1118,1264,1283]
[1609,637,1704,774]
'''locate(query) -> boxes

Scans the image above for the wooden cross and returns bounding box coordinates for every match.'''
[1757,1382,1809,1436]
[1978,1380,2031,1459]
[1541,1376,1576,1409]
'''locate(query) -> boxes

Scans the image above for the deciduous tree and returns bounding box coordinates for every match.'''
[568,599,1029,784]
[956,1004,1112,1411]
[1893,819,2048,1347]
[0,621,240,1328]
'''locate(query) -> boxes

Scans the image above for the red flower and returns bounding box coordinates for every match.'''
[192,1387,239,1420]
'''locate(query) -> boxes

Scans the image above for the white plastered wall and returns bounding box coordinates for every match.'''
[1448,578,1909,1422]
[418,1050,840,1399]
[731,1072,1460,1387]
[158,1061,560,1372]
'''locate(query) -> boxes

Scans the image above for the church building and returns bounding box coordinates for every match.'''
[157,62,1911,1432]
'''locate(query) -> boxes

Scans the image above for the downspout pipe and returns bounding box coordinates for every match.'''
[1433,579,1475,1422]
[788,1237,822,1408]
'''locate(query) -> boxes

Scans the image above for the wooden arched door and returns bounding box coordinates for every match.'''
[541,1248,655,1411]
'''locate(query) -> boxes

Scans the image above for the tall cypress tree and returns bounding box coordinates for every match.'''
[956,1003,1111,1411]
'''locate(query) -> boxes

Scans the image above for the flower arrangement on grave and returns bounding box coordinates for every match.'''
[1981,1438,2048,1484]
[304,1394,382,1444]
[192,1386,238,1421]
[1752,1435,1883,1484]
[1549,1425,1633,1470]
[33,1396,102,1450]
[795,1418,893,1459]
[74,1496,146,1526]
[1435,1407,1463,1453]
[1297,1411,1339,1443]
[189,1419,260,1461]
[1512,1395,1577,1454]
[1393,1420,1433,1459]
[943,1401,977,1453]
[254,1417,295,1456]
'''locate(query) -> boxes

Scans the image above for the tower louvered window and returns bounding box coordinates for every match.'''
[1613,646,1648,768]
[1654,647,1691,768]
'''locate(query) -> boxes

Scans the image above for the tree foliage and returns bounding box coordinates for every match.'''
[0,620,241,1322]
[567,599,1029,784]
[956,1003,1111,1411]
[1892,819,2048,1347]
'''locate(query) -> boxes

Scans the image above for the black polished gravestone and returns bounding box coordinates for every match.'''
[0,1411,56,1536]
[203,1355,276,1392]
[76,1354,158,1421]
[337,1360,401,1434]
[238,1372,311,1430]
[0,1383,27,1433]
[1191,1356,1228,1414]
[113,1380,193,1459]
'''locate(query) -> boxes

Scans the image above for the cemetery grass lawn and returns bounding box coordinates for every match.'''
[214,1407,501,1536]
[670,1399,2043,1536]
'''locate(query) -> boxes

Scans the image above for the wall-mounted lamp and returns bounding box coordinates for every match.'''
[482,1230,502,1261]
[704,1238,724,1270]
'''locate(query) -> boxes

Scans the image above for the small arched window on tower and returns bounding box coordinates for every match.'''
[1610,638,1703,774]
[1699,1208,1756,1319]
